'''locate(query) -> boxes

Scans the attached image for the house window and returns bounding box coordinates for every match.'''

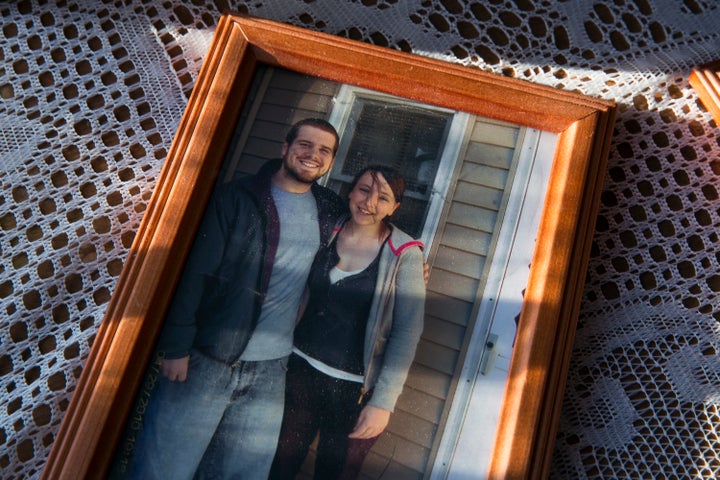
[326,86,469,244]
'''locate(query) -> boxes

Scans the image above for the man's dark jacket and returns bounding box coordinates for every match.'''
[156,159,345,363]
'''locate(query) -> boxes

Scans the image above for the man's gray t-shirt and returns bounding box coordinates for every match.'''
[240,182,320,361]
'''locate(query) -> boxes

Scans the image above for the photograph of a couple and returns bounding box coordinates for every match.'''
[110,64,539,480]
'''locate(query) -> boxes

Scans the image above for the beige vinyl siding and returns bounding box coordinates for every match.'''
[366,118,522,479]
[222,66,341,181]
[225,67,523,479]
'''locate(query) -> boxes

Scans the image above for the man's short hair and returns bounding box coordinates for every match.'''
[285,118,340,155]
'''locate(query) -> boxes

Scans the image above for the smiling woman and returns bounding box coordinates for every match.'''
[270,164,425,479]
[42,13,615,480]
[349,168,402,228]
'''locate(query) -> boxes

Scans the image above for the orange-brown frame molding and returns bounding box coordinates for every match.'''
[690,60,720,125]
[42,12,616,480]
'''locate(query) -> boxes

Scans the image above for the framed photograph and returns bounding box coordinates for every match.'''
[42,12,616,480]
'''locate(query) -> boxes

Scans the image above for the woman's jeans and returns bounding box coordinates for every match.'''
[269,354,378,480]
[129,350,288,480]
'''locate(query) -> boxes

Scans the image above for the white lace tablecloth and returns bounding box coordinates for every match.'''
[1,1,719,478]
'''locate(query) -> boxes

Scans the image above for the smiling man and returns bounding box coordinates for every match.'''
[275,122,337,188]
[125,119,346,480]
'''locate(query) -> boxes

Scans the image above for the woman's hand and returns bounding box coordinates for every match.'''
[161,356,190,382]
[348,405,391,439]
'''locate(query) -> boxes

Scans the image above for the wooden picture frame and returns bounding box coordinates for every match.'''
[689,60,720,125]
[42,12,616,480]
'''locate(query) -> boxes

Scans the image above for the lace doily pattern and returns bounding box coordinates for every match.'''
[1,1,719,478]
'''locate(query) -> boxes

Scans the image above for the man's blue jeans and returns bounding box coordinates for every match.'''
[130,350,288,480]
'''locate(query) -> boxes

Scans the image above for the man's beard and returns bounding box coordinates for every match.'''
[284,158,324,184]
